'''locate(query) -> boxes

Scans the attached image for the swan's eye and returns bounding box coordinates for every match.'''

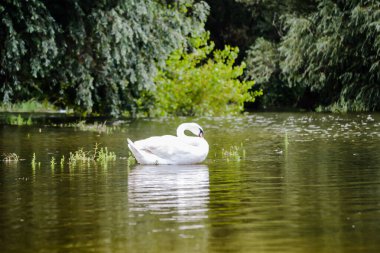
[198,129,204,137]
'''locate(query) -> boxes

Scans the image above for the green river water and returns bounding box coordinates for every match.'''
[1,112,380,253]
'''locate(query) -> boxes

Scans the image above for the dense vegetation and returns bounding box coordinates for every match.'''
[207,0,380,111]
[153,33,261,116]
[0,0,209,115]
[1,0,379,115]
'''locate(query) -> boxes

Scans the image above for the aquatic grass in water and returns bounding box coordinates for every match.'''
[74,121,107,133]
[6,114,32,126]
[68,144,116,168]
[29,145,118,170]
[60,156,65,168]
[2,153,20,162]
[221,144,246,162]
[71,121,117,134]
[31,153,41,169]
[68,149,91,166]
[127,152,136,166]
[50,157,56,169]
[52,120,125,135]
[96,146,117,163]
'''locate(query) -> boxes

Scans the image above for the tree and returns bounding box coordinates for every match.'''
[243,0,380,111]
[0,0,209,115]
[204,0,318,109]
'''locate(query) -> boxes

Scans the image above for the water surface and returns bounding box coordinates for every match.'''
[1,113,380,252]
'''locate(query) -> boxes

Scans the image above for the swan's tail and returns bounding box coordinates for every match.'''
[127,138,144,164]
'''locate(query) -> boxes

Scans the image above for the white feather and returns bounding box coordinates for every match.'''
[128,123,209,165]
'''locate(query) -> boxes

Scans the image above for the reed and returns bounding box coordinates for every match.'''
[60,155,65,168]
[31,153,36,169]
[68,144,116,167]
[6,114,32,126]
[71,121,116,134]
[50,156,56,169]
[31,153,41,169]
[221,143,246,162]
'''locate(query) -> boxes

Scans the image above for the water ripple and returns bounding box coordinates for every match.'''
[128,165,210,225]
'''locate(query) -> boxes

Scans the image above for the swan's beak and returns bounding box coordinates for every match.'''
[198,129,204,138]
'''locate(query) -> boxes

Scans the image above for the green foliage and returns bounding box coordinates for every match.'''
[243,0,380,111]
[72,121,111,134]
[6,114,32,125]
[0,99,57,112]
[127,152,136,166]
[153,32,262,116]
[244,38,301,108]
[68,144,116,168]
[0,0,209,115]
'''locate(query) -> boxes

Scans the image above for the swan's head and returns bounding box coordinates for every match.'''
[177,123,205,138]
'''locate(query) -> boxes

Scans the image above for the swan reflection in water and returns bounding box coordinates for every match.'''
[128,164,209,228]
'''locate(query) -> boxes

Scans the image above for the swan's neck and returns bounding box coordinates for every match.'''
[176,124,188,138]
[176,124,209,154]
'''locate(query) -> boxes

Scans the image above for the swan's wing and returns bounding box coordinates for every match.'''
[134,135,198,158]
[128,138,170,164]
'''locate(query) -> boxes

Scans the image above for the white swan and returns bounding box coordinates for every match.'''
[127,123,209,165]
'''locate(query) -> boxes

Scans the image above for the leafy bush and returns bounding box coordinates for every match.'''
[153,33,262,116]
